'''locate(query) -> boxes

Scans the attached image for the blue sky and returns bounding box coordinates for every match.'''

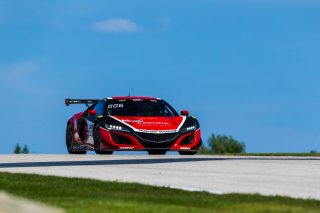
[1,0,320,153]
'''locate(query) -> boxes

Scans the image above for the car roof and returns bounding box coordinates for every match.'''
[107,96,161,100]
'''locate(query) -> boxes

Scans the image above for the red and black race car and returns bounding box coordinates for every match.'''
[65,96,202,155]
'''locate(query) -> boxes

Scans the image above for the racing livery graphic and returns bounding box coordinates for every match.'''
[65,96,202,155]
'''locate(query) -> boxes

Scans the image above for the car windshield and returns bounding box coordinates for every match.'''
[105,100,178,117]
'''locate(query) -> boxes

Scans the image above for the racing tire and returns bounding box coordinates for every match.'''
[178,151,198,155]
[94,126,113,155]
[147,150,167,155]
[66,124,87,154]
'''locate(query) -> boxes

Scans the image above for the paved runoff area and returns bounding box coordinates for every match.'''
[0,191,64,213]
[0,154,319,200]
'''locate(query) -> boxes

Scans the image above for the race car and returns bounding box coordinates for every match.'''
[65,96,202,155]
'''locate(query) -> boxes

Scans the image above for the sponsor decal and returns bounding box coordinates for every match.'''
[110,115,186,133]
[72,145,86,150]
[122,119,143,123]
[180,147,191,150]
[119,147,134,150]
[140,121,170,125]
[137,129,176,134]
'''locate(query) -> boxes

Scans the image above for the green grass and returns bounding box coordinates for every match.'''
[198,151,320,156]
[226,153,320,156]
[0,172,319,213]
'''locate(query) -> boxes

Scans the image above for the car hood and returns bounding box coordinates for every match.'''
[111,116,185,131]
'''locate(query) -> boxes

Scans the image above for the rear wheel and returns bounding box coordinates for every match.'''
[66,124,87,154]
[178,151,198,155]
[147,150,167,155]
[94,126,113,155]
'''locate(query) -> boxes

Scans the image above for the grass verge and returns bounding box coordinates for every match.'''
[198,152,320,156]
[0,172,319,213]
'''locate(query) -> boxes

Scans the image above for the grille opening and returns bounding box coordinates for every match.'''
[139,141,173,149]
[111,132,132,145]
[180,134,195,145]
[135,132,178,142]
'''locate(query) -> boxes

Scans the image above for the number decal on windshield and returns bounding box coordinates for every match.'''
[108,104,124,108]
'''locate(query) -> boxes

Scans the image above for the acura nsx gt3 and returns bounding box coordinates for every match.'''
[65,96,202,155]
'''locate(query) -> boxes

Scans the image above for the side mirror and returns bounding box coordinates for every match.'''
[181,110,189,116]
[88,110,97,115]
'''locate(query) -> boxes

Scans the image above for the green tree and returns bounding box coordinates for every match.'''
[207,134,245,154]
[22,145,29,154]
[14,144,21,154]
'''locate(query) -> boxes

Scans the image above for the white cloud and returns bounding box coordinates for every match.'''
[0,61,36,84]
[0,61,56,95]
[92,18,143,33]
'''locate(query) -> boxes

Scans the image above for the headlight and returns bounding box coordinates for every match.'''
[105,124,129,131]
[186,125,196,131]
[180,125,196,132]
[106,124,122,130]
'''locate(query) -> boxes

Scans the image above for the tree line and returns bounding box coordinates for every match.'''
[14,144,29,154]
[200,134,246,154]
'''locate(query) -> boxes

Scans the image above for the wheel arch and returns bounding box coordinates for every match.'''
[93,117,105,137]
[66,121,72,135]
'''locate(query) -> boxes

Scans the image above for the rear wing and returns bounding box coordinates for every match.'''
[65,98,100,107]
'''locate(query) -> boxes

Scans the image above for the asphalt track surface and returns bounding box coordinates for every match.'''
[0,154,319,200]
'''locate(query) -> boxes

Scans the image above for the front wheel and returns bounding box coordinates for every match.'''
[66,124,87,154]
[94,126,113,155]
[179,151,197,155]
[147,150,167,155]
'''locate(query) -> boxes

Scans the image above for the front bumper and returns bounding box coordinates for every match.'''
[99,127,202,151]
